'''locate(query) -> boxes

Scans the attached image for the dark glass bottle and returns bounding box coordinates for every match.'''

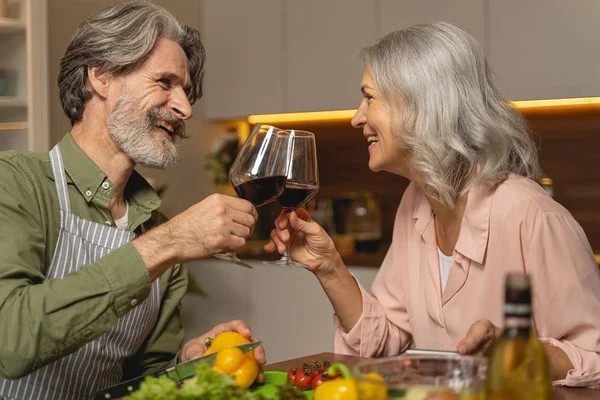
[485,273,551,400]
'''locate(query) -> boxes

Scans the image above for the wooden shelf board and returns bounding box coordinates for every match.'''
[0,97,27,108]
[0,18,26,34]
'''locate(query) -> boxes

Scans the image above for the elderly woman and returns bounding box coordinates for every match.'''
[265,22,600,385]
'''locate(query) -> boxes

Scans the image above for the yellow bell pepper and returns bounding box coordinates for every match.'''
[203,332,258,389]
[203,331,255,360]
[314,363,387,400]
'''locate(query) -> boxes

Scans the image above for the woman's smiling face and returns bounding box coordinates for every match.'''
[351,67,413,179]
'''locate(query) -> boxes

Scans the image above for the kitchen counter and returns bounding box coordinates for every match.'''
[265,352,599,399]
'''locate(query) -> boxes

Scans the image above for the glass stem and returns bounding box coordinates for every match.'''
[280,250,292,264]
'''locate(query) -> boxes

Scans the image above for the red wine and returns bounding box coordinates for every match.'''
[234,175,287,207]
[277,182,319,209]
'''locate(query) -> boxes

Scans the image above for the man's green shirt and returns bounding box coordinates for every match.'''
[0,133,187,380]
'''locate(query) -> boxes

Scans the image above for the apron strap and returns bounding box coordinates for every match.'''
[49,145,71,213]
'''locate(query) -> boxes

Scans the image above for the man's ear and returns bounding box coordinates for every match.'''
[87,66,112,98]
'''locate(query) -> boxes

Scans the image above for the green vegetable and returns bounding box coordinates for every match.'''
[124,362,306,400]
[125,375,178,400]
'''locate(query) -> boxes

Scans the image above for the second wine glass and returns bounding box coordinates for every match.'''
[213,124,290,268]
[264,129,319,268]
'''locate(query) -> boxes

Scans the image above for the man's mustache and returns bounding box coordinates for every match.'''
[147,107,188,138]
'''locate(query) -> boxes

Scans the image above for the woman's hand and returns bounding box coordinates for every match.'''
[457,319,503,356]
[263,209,342,278]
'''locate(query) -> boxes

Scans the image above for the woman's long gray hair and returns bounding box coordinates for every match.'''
[58,0,205,124]
[361,21,542,208]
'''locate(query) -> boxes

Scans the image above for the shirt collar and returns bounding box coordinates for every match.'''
[57,133,161,212]
[455,183,494,264]
[59,133,106,201]
[412,181,494,264]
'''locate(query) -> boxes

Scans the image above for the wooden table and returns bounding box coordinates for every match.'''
[265,352,599,399]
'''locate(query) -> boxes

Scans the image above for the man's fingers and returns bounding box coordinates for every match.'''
[183,341,205,361]
[229,221,252,239]
[229,208,257,229]
[222,195,256,215]
[250,335,267,365]
[212,319,252,339]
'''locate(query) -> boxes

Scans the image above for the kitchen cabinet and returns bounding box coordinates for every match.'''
[379,0,485,48]
[488,0,600,100]
[0,0,49,151]
[285,0,376,112]
[202,0,600,118]
[200,0,285,119]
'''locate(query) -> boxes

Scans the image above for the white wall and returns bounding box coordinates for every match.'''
[183,260,378,363]
[48,0,381,364]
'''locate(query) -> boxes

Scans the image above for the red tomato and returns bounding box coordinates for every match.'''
[309,368,321,378]
[311,370,338,390]
[294,369,313,390]
[287,367,298,384]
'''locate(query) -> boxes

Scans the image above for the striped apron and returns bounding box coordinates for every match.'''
[0,145,161,400]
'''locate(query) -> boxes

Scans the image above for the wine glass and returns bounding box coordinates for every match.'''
[264,129,319,268]
[213,124,289,268]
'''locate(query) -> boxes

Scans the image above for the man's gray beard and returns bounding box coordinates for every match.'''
[107,96,181,169]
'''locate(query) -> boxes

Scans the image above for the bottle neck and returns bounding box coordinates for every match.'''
[504,302,532,338]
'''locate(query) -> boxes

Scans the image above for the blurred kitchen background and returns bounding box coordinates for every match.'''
[1,0,600,363]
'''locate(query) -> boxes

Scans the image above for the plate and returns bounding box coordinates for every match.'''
[252,371,314,399]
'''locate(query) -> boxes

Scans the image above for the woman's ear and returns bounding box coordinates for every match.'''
[87,66,111,98]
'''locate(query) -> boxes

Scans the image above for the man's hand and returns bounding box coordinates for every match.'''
[180,320,266,381]
[166,194,258,261]
[457,319,503,356]
[133,194,258,280]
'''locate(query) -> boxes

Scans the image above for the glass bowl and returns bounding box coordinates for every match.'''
[356,354,487,399]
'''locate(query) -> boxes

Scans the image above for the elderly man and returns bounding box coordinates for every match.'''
[0,2,263,399]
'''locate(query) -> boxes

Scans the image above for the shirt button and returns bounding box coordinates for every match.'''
[130,298,138,307]
[85,190,92,197]
[102,182,110,190]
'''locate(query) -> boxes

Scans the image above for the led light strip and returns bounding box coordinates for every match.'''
[0,121,28,130]
[247,97,600,124]
[512,97,600,109]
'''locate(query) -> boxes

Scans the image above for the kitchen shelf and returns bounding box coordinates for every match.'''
[0,18,26,34]
[0,96,27,108]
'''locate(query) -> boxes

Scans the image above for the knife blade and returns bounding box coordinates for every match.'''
[94,341,262,399]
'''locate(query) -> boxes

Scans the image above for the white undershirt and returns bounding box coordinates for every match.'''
[114,202,129,230]
[438,247,454,292]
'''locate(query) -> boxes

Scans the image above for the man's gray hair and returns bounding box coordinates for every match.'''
[58,0,205,124]
[361,21,542,208]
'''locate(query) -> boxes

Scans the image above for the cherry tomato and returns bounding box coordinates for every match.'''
[287,367,298,384]
[311,370,327,390]
[294,369,313,390]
